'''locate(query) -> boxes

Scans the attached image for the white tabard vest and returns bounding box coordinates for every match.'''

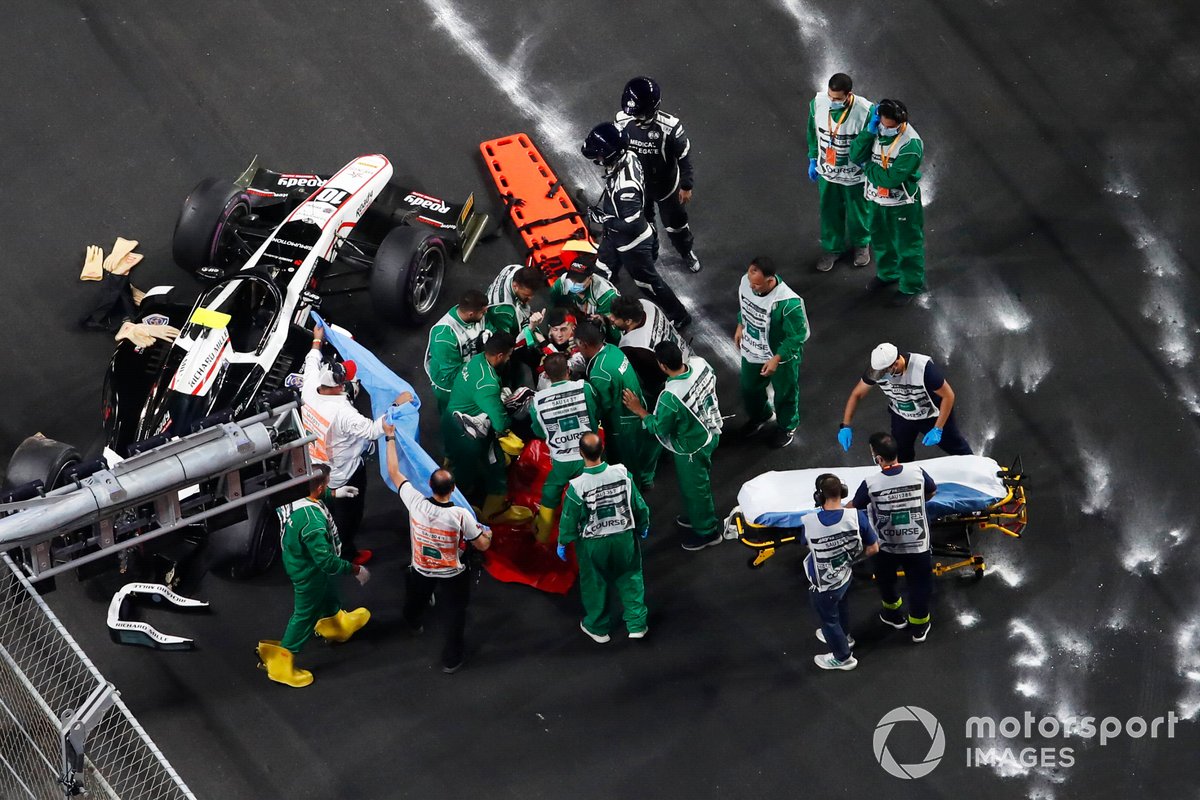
[878,353,939,420]
[277,497,342,556]
[619,299,691,360]
[800,510,863,592]
[738,275,808,364]
[532,380,594,462]
[655,357,722,454]
[486,264,533,328]
[812,93,872,185]
[863,467,931,554]
[569,464,636,539]
[864,123,922,207]
[424,309,483,387]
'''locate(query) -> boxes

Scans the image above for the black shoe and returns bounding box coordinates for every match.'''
[675,516,693,529]
[685,251,702,273]
[442,660,465,674]
[887,290,916,308]
[879,610,908,630]
[672,313,693,332]
[681,531,723,551]
[866,276,899,293]
[767,426,795,448]
[911,621,931,643]
[739,414,775,438]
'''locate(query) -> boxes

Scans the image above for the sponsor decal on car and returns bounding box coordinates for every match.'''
[404,191,450,214]
[277,174,325,189]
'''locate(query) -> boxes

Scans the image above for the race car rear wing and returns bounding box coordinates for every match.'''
[0,396,315,583]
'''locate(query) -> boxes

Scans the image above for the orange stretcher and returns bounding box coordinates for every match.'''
[479,133,594,282]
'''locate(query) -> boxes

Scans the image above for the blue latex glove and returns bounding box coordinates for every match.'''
[866,108,880,135]
[556,543,568,561]
[807,157,819,182]
[922,427,943,447]
[837,426,853,452]
[640,528,649,539]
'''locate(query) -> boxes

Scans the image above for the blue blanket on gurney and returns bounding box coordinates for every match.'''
[736,455,1007,529]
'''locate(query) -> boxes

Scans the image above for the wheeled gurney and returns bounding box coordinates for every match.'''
[727,455,1027,577]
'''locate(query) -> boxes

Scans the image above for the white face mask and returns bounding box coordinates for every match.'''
[878,124,899,137]
[829,100,846,111]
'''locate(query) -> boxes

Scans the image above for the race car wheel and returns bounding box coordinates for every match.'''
[172,177,251,278]
[370,227,447,326]
[3,435,81,493]
[219,499,281,579]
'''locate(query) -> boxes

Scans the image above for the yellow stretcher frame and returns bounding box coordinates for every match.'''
[734,458,1028,580]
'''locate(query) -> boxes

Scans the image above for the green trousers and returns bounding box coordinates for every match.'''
[280,574,340,654]
[441,412,507,500]
[672,436,720,538]
[540,459,585,509]
[432,387,451,417]
[872,201,925,295]
[576,533,647,635]
[740,358,801,431]
[605,415,660,489]
[819,179,872,253]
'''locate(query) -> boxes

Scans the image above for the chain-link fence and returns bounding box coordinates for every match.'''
[0,554,196,799]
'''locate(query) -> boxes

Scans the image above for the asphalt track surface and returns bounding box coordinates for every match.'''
[3,1,1199,797]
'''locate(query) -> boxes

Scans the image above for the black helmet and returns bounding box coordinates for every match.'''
[581,122,628,167]
[621,76,661,120]
[876,98,908,125]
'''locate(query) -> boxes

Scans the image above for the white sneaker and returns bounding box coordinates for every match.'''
[454,411,491,441]
[580,621,610,643]
[686,252,702,273]
[814,653,858,671]
[628,626,648,639]
[815,628,855,648]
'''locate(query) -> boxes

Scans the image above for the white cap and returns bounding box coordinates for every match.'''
[870,342,899,371]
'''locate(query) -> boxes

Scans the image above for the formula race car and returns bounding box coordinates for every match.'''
[3,153,490,584]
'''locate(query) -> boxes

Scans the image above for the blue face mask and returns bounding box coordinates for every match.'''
[829,100,845,111]
[878,125,899,138]
[567,279,586,295]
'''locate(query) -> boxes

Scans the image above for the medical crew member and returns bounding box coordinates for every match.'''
[838,342,972,463]
[734,256,811,448]
[425,289,487,414]
[807,72,874,272]
[581,122,691,329]
[549,255,621,326]
[382,419,491,674]
[848,433,936,642]
[575,322,660,491]
[614,76,702,273]
[849,98,926,307]
[800,474,879,671]
[442,331,527,522]
[607,295,691,399]
[303,324,406,565]
[485,263,546,340]
[257,464,370,688]
[557,432,650,642]
[622,342,722,551]
[531,353,601,542]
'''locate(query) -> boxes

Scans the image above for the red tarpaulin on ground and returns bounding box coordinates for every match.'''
[482,439,578,594]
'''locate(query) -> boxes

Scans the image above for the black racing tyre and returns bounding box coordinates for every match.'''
[211,499,281,579]
[172,177,251,277]
[3,435,81,492]
[370,227,447,326]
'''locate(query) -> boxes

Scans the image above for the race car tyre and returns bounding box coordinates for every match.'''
[3,435,81,493]
[172,177,251,277]
[211,498,281,579]
[370,227,447,326]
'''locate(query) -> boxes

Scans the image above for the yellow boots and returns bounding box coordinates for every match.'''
[533,506,556,544]
[256,641,313,688]
[313,608,371,643]
[481,494,532,525]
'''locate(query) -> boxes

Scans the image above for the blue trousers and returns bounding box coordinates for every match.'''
[889,411,972,463]
[808,580,853,661]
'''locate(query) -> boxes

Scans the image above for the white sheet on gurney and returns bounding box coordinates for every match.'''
[737,455,1008,529]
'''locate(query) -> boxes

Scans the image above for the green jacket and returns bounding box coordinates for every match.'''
[446,352,509,433]
[586,343,646,429]
[806,98,872,160]
[737,283,809,362]
[850,128,923,195]
[558,463,650,545]
[426,306,481,395]
[280,495,353,585]
[485,305,537,347]
[641,366,717,455]
[550,274,620,317]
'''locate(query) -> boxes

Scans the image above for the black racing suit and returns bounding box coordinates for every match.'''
[614,109,695,260]
[591,152,688,323]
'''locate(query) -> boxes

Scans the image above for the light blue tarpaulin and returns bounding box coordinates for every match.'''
[311,312,474,514]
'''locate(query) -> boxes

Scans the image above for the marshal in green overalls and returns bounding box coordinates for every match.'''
[737,272,811,432]
[559,462,650,637]
[586,342,660,489]
[531,378,600,509]
[442,352,510,500]
[425,305,484,414]
[277,496,355,653]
